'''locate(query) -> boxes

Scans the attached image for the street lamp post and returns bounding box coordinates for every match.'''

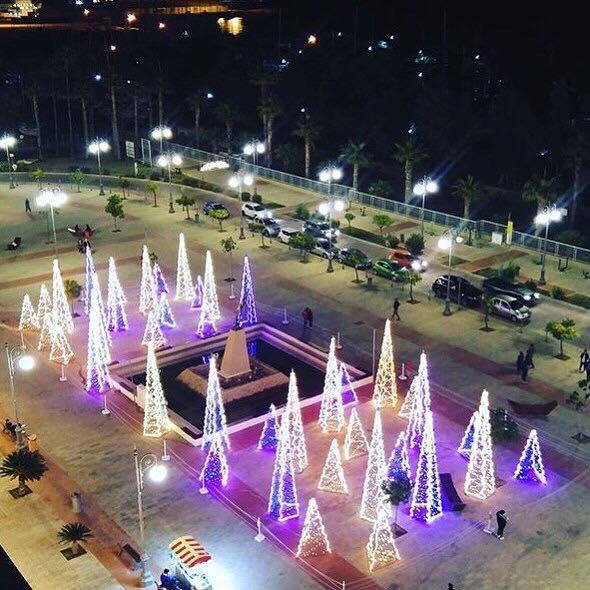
[151,126,172,156]
[0,134,17,189]
[228,171,254,240]
[88,139,110,196]
[243,140,265,195]
[133,447,167,588]
[413,176,439,236]
[318,166,344,273]
[5,344,35,450]
[438,233,464,316]
[157,153,182,213]
[535,205,563,285]
[36,189,67,256]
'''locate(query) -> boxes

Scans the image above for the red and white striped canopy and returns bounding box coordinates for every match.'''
[169,536,211,569]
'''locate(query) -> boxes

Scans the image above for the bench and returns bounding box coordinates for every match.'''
[7,237,21,251]
[507,399,557,417]
[117,542,142,569]
[440,473,466,512]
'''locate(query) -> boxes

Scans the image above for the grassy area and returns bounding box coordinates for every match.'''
[341,226,387,246]
[567,293,590,309]
[438,254,468,267]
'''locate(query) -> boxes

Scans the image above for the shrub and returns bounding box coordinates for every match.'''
[552,286,566,300]
[405,233,425,256]
[498,261,520,280]
[241,191,251,202]
[251,193,262,204]
[372,213,394,235]
[149,171,161,180]
[383,234,400,249]
[524,279,537,290]
[567,293,590,309]
[294,203,310,220]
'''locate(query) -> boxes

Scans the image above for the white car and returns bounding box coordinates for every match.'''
[242,202,270,220]
[277,227,300,245]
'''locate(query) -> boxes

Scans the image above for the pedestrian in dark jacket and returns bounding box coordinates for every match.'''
[525,344,535,369]
[496,509,508,539]
[392,298,401,321]
[25,198,31,213]
[516,351,524,374]
[521,362,529,382]
[302,307,313,328]
[579,349,589,372]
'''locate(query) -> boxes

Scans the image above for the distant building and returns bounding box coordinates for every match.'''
[0,0,39,17]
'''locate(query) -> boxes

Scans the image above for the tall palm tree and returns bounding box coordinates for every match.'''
[393,138,427,203]
[24,82,43,160]
[109,75,121,160]
[187,91,205,148]
[274,143,299,173]
[249,69,278,103]
[292,115,319,178]
[564,132,590,227]
[0,449,48,495]
[53,47,77,157]
[258,95,282,165]
[522,173,559,215]
[453,175,481,219]
[214,102,239,152]
[341,140,370,192]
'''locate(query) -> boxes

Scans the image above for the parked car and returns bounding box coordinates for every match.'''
[303,219,339,241]
[482,277,540,306]
[373,258,408,281]
[203,201,229,216]
[388,248,428,272]
[257,216,281,237]
[337,247,372,270]
[490,295,531,323]
[431,275,483,307]
[242,202,271,220]
[311,238,339,259]
[278,226,301,245]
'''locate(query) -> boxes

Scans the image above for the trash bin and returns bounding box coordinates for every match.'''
[71,492,83,514]
[27,433,38,452]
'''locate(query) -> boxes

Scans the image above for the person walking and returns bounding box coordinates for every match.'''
[301,307,313,328]
[25,198,32,214]
[516,351,524,374]
[525,344,535,369]
[495,509,508,539]
[521,361,529,382]
[392,298,401,321]
[579,349,589,372]
[308,307,313,327]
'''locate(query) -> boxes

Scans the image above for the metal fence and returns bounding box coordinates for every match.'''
[153,139,586,265]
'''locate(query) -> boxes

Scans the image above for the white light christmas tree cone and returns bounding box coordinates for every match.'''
[387,431,411,481]
[175,233,194,301]
[343,407,368,460]
[366,507,400,571]
[398,375,418,419]
[158,292,176,328]
[143,342,170,438]
[191,275,204,309]
[84,246,96,316]
[202,355,230,449]
[296,498,332,558]
[139,245,156,315]
[372,319,397,408]
[49,312,74,366]
[237,255,258,327]
[319,338,345,433]
[283,370,308,472]
[360,411,390,522]
[202,250,220,320]
[19,293,40,332]
[37,283,52,327]
[513,429,547,484]
[142,308,167,349]
[106,256,128,332]
[37,311,53,351]
[318,439,348,494]
[86,286,110,395]
[464,390,496,500]
[52,259,74,334]
[457,411,478,458]
[340,363,358,406]
[153,261,169,295]
[200,434,229,488]
[406,352,432,450]
[92,272,112,358]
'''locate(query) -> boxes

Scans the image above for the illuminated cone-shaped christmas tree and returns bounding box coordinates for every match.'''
[175,233,194,301]
[19,293,40,331]
[387,431,411,481]
[106,257,128,332]
[139,245,156,315]
[90,273,112,363]
[84,246,96,316]
[513,429,547,484]
[319,338,345,433]
[258,403,279,451]
[49,313,74,365]
[341,363,358,406]
[360,411,391,522]
[191,275,203,309]
[398,375,419,419]
[38,311,53,351]
[296,498,331,558]
[410,409,442,522]
[143,342,170,437]
[52,259,74,334]
[202,356,230,449]
[37,283,52,327]
[268,417,299,521]
[366,508,401,571]
[153,261,169,295]
[318,439,348,494]
[158,292,176,328]
[344,407,369,460]
[372,319,397,408]
[283,370,308,472]
[237,256,258,327]
[200,434,229,488]
[86,287,110,395]
[464,390,496,500]
[142,308,166,349]
[457,411,478,458]
[406,352,432,450]
[196,253,220,337]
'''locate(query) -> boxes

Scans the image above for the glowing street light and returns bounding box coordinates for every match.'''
[36,189,67,253]
[127,12,136,23]
[438,233,464,316]
[535,205,563,285]
[151,125,172,155]
[307,34,317,45]
[243,140,265,195]
[157,153,182,213]
[413,176,439,236]
[5,344,35,450]
[229,171,254,240]
[318,166,343,273]
[88,139,110,196]
[0,134,17,189]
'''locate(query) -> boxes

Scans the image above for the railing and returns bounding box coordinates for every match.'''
[153,140,590,265]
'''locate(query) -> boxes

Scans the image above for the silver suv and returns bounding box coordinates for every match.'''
[491,295,531,323]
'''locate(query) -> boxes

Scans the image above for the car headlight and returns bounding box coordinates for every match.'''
[421,260,428,268]
[523,294,531,301]
[334,229,341,236]
[411,261,421,271]
[533,292,540,299]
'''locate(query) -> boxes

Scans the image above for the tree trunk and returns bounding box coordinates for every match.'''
[266,117,273,165]
[304,141,310,178]
[133,94,139,148]
[560,339,564,357]
[463,199,470,219]
[569,160,581,227]
[225,122,232,152]
[352,163,359,192]
[158,88,163,128]
[147,95,153,131]
[194,105,200,148]
[18,475,26,494]
[31,95,42,160]
[66,97,74,157]
[80,98,89,158]
[52,93,59,155]
[404,161,413,203]
[110,85,121,160]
